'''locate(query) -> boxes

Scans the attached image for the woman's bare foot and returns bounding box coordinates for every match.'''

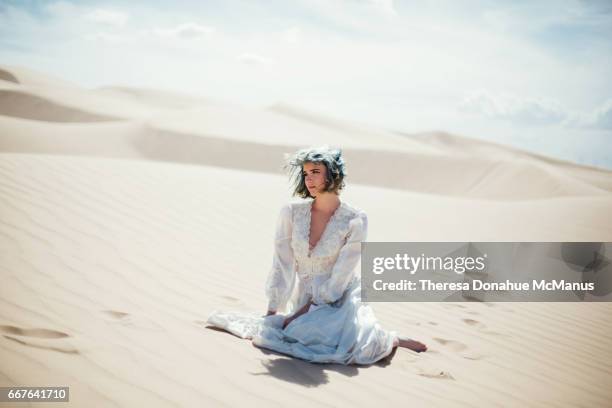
[394,337,427,352]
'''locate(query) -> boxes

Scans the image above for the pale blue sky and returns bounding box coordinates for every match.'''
[1,0,611,169]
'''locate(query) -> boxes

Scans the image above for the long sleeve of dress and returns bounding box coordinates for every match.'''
[264,204,296,313]
[311,211,368,305]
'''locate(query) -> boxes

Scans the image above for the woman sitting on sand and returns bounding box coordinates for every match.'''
[207,145,426,365]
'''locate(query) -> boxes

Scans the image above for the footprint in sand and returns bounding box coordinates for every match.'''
[101,310,162,331]
[461,318,511,338]
[0,325,69,338]
[461,351,487,360]
[433,337,468,352]
[441,304,466,309]
[433,336,488,361]
[482,330,512,338]
[462,318,486,329]
[220,295,243,305]
[416,367,455,380]
[0,325,77,354]
[103,310,129,319]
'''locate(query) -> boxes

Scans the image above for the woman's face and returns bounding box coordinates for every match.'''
[303,162,327,197]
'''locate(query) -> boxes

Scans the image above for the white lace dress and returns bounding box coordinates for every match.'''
[206,199,398,365]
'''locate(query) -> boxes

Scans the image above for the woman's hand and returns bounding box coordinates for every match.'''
[282,315,295,329]
[281,300,313,329]
[265,310,276,317]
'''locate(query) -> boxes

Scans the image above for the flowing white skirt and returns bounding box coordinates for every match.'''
[206,277,398,365]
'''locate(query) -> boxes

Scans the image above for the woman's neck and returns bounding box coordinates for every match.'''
[312,193,341,214]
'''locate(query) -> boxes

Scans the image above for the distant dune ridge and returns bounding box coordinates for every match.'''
[1,64,611,407]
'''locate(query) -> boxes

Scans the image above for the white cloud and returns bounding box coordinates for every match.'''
[590,99,612,129]
[84,9,129,27]
[459,90,567,125]
[1,1,611,167]
[154,23,214,39]
[460,90,612,130]
[236,53,273,66]
[564,99,612,130]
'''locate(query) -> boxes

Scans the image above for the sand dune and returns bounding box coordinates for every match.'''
[93,86,215,110]
[0,89,121,122]
[1,66,611,201]
[2,112,607,199]
[0,65,79,89]
[0,68,19,84]
[0,73,171,121]
[1,65,611,407]
[412,131,612,192]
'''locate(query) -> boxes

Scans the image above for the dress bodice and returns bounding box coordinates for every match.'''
[265,199,368,313]
[292,200,358,278]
